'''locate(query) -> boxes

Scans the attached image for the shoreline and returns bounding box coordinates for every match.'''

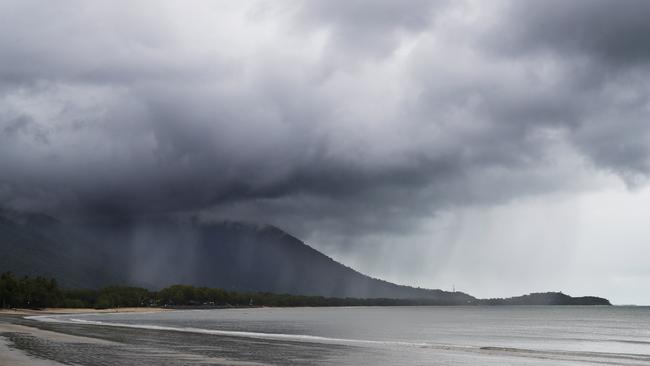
[2,307,648,365]
[0,315,114,366]
[0,311,266,366]
[0,335,68,366]
[0,308,171,366]
[0,306,172,316]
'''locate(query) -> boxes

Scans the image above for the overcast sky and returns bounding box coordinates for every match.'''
[2,0,650,304]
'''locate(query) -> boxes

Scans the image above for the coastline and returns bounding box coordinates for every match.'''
[0,308,167,366]
[0,320,115,366]
[0,307,357,365]
[0,335,68,366]
[0,306,172,316]
[2,306,648,365]
[0,309,272,366]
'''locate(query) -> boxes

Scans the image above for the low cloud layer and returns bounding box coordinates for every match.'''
[2,1,650,302]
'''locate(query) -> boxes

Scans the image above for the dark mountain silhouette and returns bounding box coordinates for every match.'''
[0,209,610,305]
[0,209,472,302]
[478,292,611,305]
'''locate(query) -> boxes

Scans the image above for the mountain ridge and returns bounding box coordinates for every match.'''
[0,209,610,305]
[0,209,473,302]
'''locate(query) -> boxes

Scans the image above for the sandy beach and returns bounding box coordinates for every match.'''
[0,307,172,316]
[0,308,164,366]
[0,308,273,366]
[0,336,67,366]
[1,307,210,366]
[0,321,114,366]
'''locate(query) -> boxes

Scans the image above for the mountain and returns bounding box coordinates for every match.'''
[0,211,124,288]
[0,209,611,305]
[0,209,473,303]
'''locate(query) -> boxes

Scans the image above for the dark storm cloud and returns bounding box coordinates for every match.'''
[496,0,650,65]
[1,0,650,240]
[489,0,650,182]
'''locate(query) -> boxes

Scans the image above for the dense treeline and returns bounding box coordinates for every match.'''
[0,272,610,308]
[0,272,63,308]
[0,272,153,308]
[0,272,469,309]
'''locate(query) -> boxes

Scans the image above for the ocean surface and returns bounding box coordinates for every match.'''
[31,306,650,365]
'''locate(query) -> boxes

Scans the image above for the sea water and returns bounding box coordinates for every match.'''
[32,306,650,365]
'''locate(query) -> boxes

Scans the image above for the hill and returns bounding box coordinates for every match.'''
[479,292,611,305]
[0,209,611,305]
[0,209,472,303]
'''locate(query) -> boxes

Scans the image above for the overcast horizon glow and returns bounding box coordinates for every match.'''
[2,0,650,304]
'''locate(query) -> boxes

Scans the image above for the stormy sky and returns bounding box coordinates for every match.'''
[2,0,650,304]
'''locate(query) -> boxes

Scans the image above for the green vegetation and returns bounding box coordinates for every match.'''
[0,272,469,308]
[0,272,62,308]
[0,272,610,308]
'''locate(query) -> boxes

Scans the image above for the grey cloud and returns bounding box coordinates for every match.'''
[295,0,448,59]
[0,0,649,246]
[482,0,650,182]
[496,0,650,65]
[1,115,49,143]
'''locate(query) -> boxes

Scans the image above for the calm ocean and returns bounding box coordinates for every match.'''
[32,306,650,365]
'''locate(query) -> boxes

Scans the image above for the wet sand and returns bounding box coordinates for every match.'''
[0,307,172,316]
[1,308,167,365]
[0,335,67,366]
[0,320,113,366]
[0,308,275,366]
[0,311,348,365]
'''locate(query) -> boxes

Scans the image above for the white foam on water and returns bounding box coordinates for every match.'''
[27,314,434,348]
[26,313,649,365]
